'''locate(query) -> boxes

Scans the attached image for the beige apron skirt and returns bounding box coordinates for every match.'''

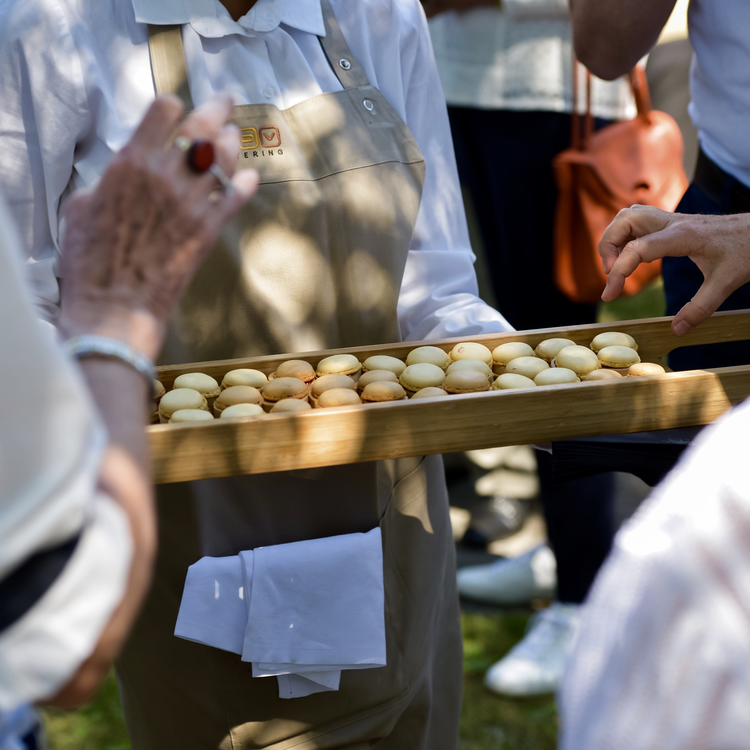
[116,4,462,748]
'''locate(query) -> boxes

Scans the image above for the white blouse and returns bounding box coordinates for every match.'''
[0,0,512,342]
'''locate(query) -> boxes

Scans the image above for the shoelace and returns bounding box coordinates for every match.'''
[511,608,573,662]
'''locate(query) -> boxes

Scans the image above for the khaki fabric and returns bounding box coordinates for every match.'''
[117,4,462,748]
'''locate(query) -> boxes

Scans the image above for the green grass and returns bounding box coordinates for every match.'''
[597,278,666,323]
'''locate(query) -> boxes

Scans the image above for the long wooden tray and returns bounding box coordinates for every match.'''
[150,310,750,484]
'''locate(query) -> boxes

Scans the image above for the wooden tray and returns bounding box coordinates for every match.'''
[151,310,750,484]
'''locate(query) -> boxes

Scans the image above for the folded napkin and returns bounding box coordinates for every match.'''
[175,528,386,698]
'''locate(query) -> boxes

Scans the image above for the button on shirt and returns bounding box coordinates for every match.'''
[0,0,512,341]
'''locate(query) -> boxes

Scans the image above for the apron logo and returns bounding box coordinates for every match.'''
[240,127,259,150]
[259,127,281,148]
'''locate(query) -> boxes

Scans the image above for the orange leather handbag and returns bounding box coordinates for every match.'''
[552,64,688,304]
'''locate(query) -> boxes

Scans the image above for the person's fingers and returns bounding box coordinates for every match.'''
[210,169,260,228]
[127,95,185,152]
[671,280,726,337]
[183,122,242,198]
[599,206,671,275]
[176,93,235,143]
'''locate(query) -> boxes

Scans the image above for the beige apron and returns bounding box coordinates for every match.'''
[117,5,462,748]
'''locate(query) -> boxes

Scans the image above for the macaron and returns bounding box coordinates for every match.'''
[261,377,309,410]
[362,355,407,377]
[580,369,623,381]
[357,369,399,391]
[406,346,451,370]
[169,409,215,424]
[221,369,268,390]
[535,338,576,363]
[173,373,221,410]
[316,388,362,408]
[554,345,601,376]
[534,368,580,386]
[492,342,535,372]
[597,346,641,369]
[445,359,493,380]
[590,331,638,353]
[409,387,448,400]
[505,356,550,379]
[315,354,362,378]
[271,359,316,384]
[270,399,313,413]
[219,403,265,419]
[449,342,493,366]
[213,385,263,418]
[399,363,446,393]
[158,388,207,423]
[491,373,537,390]
[443,370,492,394]
[310,374,357,406]
[627,362,666,377]
[153,380,166,403]
[361,381,407,403]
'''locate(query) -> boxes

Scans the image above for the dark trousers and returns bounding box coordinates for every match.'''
[665,153,750,371]
[448,107,615,603]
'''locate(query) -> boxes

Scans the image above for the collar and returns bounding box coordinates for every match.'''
[131,0,326,38]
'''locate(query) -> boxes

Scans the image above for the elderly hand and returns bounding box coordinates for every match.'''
[599,205,750,336]
[420,0,497,19]
[58,94,258,360]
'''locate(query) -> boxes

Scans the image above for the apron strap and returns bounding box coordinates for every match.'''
[148,24,195,111]
[318,0,370,90]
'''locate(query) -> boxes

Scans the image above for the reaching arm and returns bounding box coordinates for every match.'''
[569,0,677,80]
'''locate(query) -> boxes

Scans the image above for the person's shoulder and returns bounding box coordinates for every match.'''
[0,0,82,44]
[332,0,423,32]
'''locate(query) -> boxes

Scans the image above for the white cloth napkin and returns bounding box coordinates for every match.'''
[175,528,386,698]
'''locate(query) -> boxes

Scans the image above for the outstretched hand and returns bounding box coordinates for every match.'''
[599,205,750,336]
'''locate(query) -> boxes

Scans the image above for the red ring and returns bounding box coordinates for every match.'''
[186,140,215,174]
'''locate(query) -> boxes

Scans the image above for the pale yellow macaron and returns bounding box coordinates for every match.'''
[357,369,399,391]
[590,331,638,353]
[406,346,451,370]
[535,338,576,363]
[221,368,268,390]
[580,369,623,381]
[445,359,493,380]
[443,370,492,394]
[361,381,407,403]
[505,356,550,379]
[213,385,264,418]
[554,345,601,376]
[174,373,221,410]
[627,362,666,377]
[219,403,265,419]
[597,346,640,369]
[535,368,580,385]
[362,355,407,377]
[271,359,316,384]
[492,342,535,371]
[399,363,447,393]
[491,373,537,390]
[169,409,215,424]
[158,388,207,423]
[270,399,313,413]
[315,354,362,378]
[409,387,449,400]
[316,388,362,408]
[261,377,309,410]
[153,380,166,402]
[449,342,493,366]
[310,374,357,406]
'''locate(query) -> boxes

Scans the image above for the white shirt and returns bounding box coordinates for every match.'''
[0,0,512,342]
[560,397,750,750]
[0,195,132,712]
[688,0,750,188]
[428,4,634,119]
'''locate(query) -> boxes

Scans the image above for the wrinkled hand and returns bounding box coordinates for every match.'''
[420,0,496,19]
[599,205,750,336]
[59,94,259,360]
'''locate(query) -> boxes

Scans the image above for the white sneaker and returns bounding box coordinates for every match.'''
[456,544,557,605]
[483,602,580,697]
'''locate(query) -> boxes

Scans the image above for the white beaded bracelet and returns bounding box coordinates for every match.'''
[63,335,156,385]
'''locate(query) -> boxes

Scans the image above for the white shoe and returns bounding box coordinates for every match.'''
[483,602,580,697]
[456,544,557,605]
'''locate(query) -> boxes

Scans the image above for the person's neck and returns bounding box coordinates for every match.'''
[220,0,257,22]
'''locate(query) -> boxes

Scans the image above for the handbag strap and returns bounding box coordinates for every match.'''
[571,55,653,150]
